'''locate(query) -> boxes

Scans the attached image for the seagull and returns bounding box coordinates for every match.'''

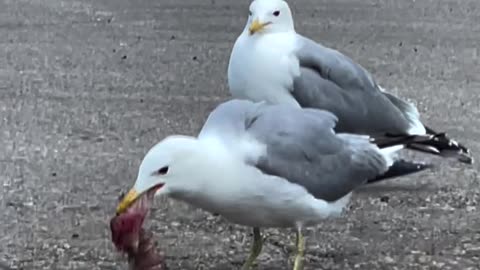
[116,99,416,270]
[227,0,473,173]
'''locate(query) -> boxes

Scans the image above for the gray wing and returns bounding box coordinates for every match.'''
[246,104,390,202]
[198,99,262,142]
[293,34,415,135]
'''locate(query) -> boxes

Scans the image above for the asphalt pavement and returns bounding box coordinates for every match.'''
[0,0,479,269]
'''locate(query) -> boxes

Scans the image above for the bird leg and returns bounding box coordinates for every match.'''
[241,227,263,270]
[293,227,305,270]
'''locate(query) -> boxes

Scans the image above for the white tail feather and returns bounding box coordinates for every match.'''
[379,145,404,167]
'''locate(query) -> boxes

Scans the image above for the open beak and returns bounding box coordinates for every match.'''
[116,188,140,214]
[249,19,270,35]
[116,183,165,215]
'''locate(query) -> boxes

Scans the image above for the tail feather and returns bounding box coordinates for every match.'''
[366,159,434,184]
[381,90,472,163]
[364,129,467,184]
[372,130,473,164]
[423,126,472,162]
[365,138,434,184]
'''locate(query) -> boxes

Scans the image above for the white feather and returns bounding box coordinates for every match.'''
[379,145,404,167]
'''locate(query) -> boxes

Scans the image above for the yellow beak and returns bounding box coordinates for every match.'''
[249,19,269,35]
[116,188,139,214]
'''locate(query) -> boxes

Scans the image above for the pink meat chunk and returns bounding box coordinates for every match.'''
[110,193,167,270]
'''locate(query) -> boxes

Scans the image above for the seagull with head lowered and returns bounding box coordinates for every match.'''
[115,99,415,270]
[227,0,473,173]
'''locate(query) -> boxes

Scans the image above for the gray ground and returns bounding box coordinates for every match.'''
[0,0,479,269]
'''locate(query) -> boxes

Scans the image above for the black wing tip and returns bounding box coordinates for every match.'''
[367,159,434,184]
[422,126,474,164]
[407,136,474,165]
[439,136,474,164]
[458,154,474,164]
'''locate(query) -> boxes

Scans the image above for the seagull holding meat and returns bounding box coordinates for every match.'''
[111,192,167,270]
[113,99,423,270]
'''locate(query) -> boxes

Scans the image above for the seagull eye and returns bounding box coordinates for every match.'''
[249,10,252,16]
[156,166,169,175]
[273,10,280,16]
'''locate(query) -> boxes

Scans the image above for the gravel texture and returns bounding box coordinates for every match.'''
[0,0,479,269]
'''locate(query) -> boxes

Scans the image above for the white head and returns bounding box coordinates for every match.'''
[116,135,201,214]
[246,0,295,35]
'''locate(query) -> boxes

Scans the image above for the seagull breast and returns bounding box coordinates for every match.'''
[228,31,301,107]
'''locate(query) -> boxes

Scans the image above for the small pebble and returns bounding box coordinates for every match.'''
[384,256,395,263]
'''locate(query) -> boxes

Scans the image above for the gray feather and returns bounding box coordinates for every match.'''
[293,35,414,135]
[243,102,390,202]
